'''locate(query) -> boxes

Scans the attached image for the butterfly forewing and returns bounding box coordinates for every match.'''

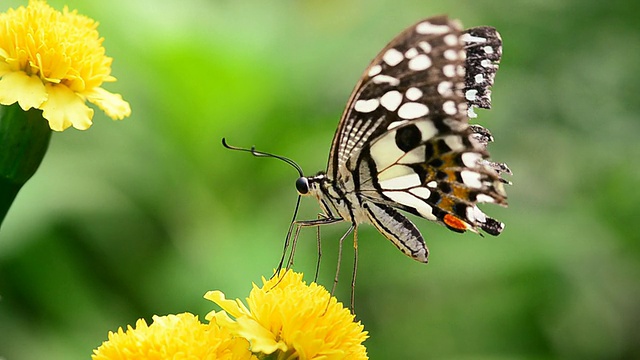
[325,16,507,239]
[328,16,467,180]
[298,16,509,263]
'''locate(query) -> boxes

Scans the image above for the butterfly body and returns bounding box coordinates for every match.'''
[295,15,510,263]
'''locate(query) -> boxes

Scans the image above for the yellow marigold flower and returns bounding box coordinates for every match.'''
[0,0,131,131]
[92,313,257,360]
[205,270,369,360]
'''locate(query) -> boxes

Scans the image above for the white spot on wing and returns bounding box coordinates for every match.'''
[380,90,403,111]
[468,106,478,118]
[474,206,487,222]
[398,102,429,119]
[476,194,495,203]
[467,205,487,224]
[442,100,457,115]
[383,48,404,66]
[410,187,432,200]
[354,99,379,113]
[370,132,404,171]
[443,34,458,46]
[378,164,413,181]
[465,89,478,101]
[465,206,475,222]
[372,74,400,86]
[474,73,485,84]
[426,181,437,188]
[418,41,432,53]
[461,34,487,43]
[399,145,426,165]
[408,54,432,71]
[461,152,482,168]
[387,120,408,130]
[416,21,451,35]
[443,64,456,77]
[444,135,465,151]
[405,87,422,101]
[379,173,421,190]
[404,48,418,59]
[461,170,483,188]
[483,45,494,54]
[416,120,437,141]
[368,64,382,77]
[383,191,437,220]
[443,49,458,61]
[437,81,453,96]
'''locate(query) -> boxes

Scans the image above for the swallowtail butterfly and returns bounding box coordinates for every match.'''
[226,15,510,264]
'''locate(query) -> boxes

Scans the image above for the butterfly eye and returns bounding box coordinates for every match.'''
[295,177,310,195]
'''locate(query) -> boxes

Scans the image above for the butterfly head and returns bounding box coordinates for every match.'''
[295,176,310,195]
[295,173,327,197]
[294,172,343,221]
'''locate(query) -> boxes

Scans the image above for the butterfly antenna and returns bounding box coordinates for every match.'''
[222,138,304,177]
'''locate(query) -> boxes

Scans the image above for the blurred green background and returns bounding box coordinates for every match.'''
[1,0,639,358]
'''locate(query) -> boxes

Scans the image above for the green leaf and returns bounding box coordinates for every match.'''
[0,103,52,227]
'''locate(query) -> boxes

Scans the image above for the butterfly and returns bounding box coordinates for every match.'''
[225,15,510,265]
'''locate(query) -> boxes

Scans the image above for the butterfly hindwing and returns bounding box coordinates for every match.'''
[360,120,507,235]
[363,201,428,262]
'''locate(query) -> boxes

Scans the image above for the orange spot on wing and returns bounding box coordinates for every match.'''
[443,214,468,231]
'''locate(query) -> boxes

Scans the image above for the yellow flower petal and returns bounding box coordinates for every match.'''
[0,60,11,76]
[91,313,257,360]
[208,309,288,354]
[235,315,288,354]
[205,290,252,319]
[0,70,47,110]
[41,84,93,131]
[206,270,369,359]
[85,87,131,120]
[205,291,288,353]
[0,1,129,131]
[211,309,241,331]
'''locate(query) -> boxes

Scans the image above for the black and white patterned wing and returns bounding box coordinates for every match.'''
[463,26,512,178]
[327,16,508,245]
[327,16,468,181]
[462,26,502,116]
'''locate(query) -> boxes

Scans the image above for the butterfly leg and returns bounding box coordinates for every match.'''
[296,216,344,274]
[350,226,359,312]
[313,213,330,282]
[285,224,303,269]
[276,202,343,277]
[330,223,355,298]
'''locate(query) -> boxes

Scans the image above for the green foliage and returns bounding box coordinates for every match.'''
[0,105,51,226]
[1,0,639,359]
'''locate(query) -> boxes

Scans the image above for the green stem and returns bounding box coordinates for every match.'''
[0,103,52,228]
